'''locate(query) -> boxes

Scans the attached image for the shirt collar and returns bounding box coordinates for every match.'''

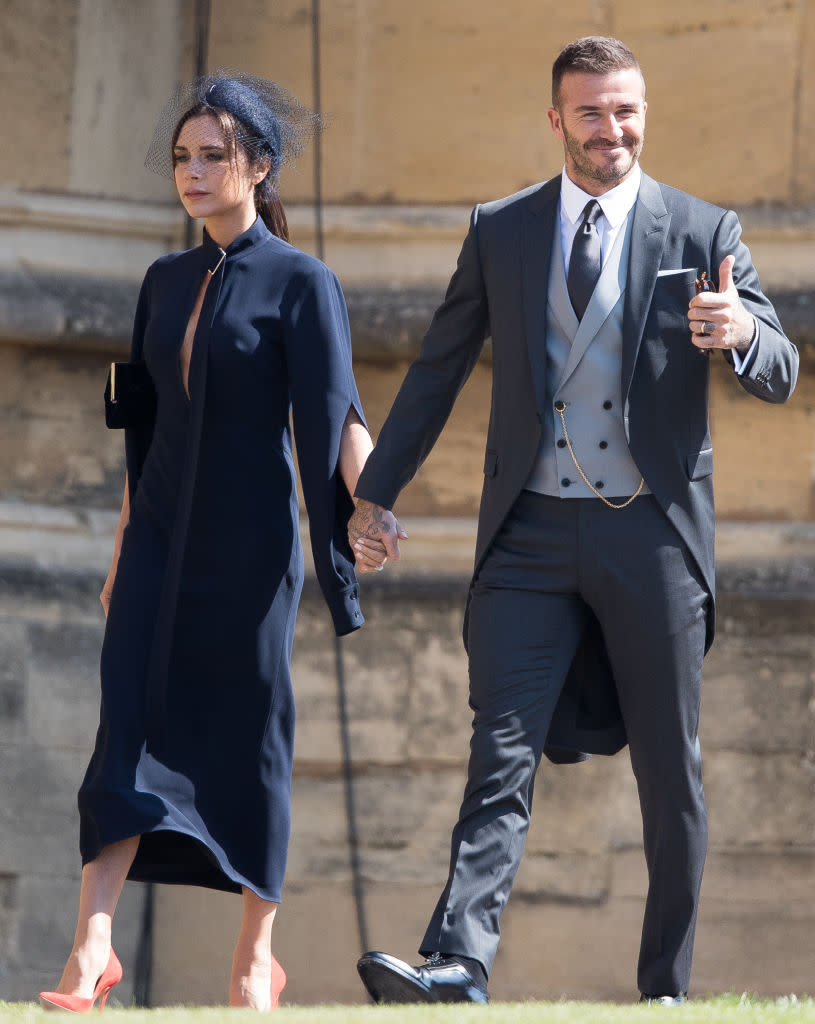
[560,163,642,228]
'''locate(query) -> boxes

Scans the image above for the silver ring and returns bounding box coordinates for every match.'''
[701,320,715,336]
[373,564,384,572]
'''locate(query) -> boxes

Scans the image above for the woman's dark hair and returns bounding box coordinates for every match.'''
[171,102,290,243]
[552,36,644,110]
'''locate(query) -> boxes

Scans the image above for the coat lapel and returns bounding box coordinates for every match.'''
[557,215,632,389]
[621,173,669,404]
[521,177,561,415]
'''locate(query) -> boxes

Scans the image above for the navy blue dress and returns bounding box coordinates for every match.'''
[79,217,365,901]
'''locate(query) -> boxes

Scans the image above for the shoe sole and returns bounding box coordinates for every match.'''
[358,953,434,1004]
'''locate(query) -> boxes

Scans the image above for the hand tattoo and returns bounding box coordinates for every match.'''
[348,500,393,548]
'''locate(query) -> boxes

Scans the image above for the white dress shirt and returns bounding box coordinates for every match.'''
[559,163,641,276]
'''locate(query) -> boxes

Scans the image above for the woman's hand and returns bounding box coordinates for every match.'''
[354,536,389,574]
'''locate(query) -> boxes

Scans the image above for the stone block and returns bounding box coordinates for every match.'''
[701,636,815,753]
[717,592,815,641]
[303,610,415,767]
[513,850,610,905]
[290,604,343,765]
[494,895,644,1000]
[403,617,474,763]
[294,588,475,768]
[69,0,182,203]
[0,345,125,510]
[288,770,464,886]
[0,565,102,627]
[701,849,815,912]
[277,882,379,1006]
[704,750,815,846]
[0,0,75,192]
[528,750,643,854]
[26,621,105,751]
[710,362,815,521]
[0,622,26,741]
[693,903,815,997]
[609,846,815,912]
[497,867,815,1000]
[151,885,241,1006]
[618,3,800,205]
[609,847,649,902]
[0,872,19,968]
[796,3,815,201]
[0,740,87,877]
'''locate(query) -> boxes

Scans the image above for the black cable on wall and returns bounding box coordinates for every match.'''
[311,0,371,958]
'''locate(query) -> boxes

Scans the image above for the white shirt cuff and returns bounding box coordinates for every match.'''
[731,316,759,375]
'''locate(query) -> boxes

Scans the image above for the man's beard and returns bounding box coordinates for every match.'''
[563,127,643,185]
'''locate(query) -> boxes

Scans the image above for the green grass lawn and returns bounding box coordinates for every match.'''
[2,995,814,1023]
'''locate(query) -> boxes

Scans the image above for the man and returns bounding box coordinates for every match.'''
[348,37,798,1005]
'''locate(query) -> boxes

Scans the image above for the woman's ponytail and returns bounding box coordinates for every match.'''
[255,176,289,243]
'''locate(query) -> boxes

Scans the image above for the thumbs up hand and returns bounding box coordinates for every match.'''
[687,254,757,353]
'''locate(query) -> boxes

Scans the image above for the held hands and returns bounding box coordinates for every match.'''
[348,498,408,574]
[688,255,756,354]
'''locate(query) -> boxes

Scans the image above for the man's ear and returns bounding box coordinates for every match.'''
[547,106,564,140]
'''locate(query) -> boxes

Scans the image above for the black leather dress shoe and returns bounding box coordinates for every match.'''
[357,951,489,1004]
[639,993,688,1006]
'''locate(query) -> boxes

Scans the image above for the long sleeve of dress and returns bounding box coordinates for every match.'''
[286,262,366,635]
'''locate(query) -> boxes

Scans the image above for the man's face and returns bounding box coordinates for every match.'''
[548,68,646,195]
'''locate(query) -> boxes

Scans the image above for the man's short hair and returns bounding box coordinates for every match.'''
[552,36,644,109]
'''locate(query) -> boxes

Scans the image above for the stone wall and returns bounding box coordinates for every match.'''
[1,507,813,1003]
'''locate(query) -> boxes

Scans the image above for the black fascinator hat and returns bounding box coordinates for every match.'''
[145,70,322,181]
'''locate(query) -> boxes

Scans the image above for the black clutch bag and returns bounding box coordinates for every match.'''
[104,361,157,429]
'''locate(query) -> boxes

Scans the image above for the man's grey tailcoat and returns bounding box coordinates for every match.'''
[355,171,798,762]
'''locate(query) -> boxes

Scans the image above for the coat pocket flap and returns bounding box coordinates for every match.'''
[483,449,498,477]
[686,447,713,480]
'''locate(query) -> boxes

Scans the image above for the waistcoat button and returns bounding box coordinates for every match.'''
[554,400,566,412]
[598,440,608,449]
[561,478,571,487]
[603,400,612,410]
[557,439,566,448]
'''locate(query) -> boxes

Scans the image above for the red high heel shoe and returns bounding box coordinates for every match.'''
[270,954,287,1010]
[39,949,122,1013]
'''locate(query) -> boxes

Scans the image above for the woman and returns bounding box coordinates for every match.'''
[39,73,386,1013]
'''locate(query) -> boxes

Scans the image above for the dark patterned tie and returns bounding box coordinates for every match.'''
[567,199,603,321]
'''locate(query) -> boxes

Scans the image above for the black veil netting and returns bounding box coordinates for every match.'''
[144,70,322,181]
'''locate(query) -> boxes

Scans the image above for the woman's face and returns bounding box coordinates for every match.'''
[173,113,265,223]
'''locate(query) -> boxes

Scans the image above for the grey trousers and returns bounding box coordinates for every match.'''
[419,491,709,997]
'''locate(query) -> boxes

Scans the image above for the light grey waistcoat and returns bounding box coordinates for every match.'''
[525,211,650,499]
